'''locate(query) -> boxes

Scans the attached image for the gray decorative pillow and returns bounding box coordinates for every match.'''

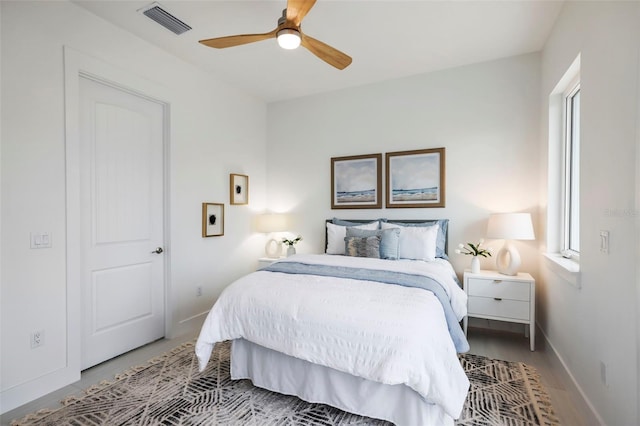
[344,236,381,258]
[345,227,400,260]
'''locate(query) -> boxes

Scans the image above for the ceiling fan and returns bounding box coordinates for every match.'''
[199,0,352,70]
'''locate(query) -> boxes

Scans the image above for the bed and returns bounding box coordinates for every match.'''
[195,219,470,425]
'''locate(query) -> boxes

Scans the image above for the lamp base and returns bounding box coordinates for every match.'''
[265,238,282,258]
[495,240,521,276]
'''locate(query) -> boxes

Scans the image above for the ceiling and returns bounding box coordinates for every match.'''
[73,0,564,103]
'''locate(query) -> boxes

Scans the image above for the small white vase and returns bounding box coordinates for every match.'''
[470,256,480,273]
[287,246,296,257]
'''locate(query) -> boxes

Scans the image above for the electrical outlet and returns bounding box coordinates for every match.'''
[196,286,203,297]
[31,330,45,349]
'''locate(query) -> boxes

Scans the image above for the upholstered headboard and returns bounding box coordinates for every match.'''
[324,219,449,255]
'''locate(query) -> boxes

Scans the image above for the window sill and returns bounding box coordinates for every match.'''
[542,253,581,288]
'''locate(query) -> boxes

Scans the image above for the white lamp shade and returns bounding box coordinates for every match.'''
[256,213,289,259]
[256,214,288,233]
[486,212,534,276]
[486,213,535,240]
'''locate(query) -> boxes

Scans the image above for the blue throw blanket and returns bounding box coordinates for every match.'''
[263,261,469,353]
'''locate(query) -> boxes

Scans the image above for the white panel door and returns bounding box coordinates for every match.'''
[79,77,165,370]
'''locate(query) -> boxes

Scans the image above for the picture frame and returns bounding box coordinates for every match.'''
[385,148,445,208]
[331,153,382,209]
[202,203,224,237]
[230,174,249,205]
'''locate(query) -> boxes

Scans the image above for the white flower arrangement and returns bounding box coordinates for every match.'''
[282,235,302,246]
[455,239,492,258]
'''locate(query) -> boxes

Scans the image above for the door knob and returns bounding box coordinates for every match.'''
[151,247,164,254]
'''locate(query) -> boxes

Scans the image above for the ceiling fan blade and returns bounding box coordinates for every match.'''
[301,33,352,70]
[286,0,317,26]
[199,29,278,49]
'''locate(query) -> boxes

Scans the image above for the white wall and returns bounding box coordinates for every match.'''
[637,17,640,416]
[539,2,639,425]
[1,1,266,412]
[266,53,541,277]
[5,2,637,422]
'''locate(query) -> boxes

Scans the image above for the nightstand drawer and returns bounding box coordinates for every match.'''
[463,270,536,351]
[467,278,530,301]
[468,296,530,321]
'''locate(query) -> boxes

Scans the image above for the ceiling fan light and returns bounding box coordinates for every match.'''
[277,29,301,50]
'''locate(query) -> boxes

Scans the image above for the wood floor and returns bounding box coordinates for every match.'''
[466,326,599,426]
[2,327,597,425]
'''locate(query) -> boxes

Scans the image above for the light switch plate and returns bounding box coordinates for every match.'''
[599,230,609,254]
[30,232,52,249]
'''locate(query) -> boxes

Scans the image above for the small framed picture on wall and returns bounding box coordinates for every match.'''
[202,203,224,237]
[230,174,249,205]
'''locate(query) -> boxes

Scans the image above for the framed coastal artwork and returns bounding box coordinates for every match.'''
[331,153,382,209]
[385,148,445,208]
[230,174,249,205]
[202,202,224,237]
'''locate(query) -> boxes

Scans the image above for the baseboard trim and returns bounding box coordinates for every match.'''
[0,367,79,415]
[538,325,605,426]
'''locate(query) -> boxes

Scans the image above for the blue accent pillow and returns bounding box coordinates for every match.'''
[386,219,449,259]
[346,227,400,260]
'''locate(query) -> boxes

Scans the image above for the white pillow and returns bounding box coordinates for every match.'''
[326,221,379,255]
[381,222,439,261]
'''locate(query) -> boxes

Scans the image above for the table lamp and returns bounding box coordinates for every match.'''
[486,212,535,276]
[256,213,288,258]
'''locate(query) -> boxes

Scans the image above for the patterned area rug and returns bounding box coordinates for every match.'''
[12,341,558,425]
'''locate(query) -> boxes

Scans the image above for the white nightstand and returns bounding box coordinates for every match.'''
[257,257,282,270]
[463,270,536,351]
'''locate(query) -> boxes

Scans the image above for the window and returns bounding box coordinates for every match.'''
[562,79,580,257]
[546,55,580,281]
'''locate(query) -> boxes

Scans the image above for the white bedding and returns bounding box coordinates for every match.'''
[195,254,470,419]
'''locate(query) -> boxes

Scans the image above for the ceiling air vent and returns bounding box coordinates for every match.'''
[140,2,192,35]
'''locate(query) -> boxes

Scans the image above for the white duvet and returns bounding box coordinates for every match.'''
[195,254,470,419]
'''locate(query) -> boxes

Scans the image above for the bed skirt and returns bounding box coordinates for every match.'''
[230,338,453,426]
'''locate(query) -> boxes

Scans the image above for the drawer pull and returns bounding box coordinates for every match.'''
[493,280,502,284]
[494,297,503,301]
